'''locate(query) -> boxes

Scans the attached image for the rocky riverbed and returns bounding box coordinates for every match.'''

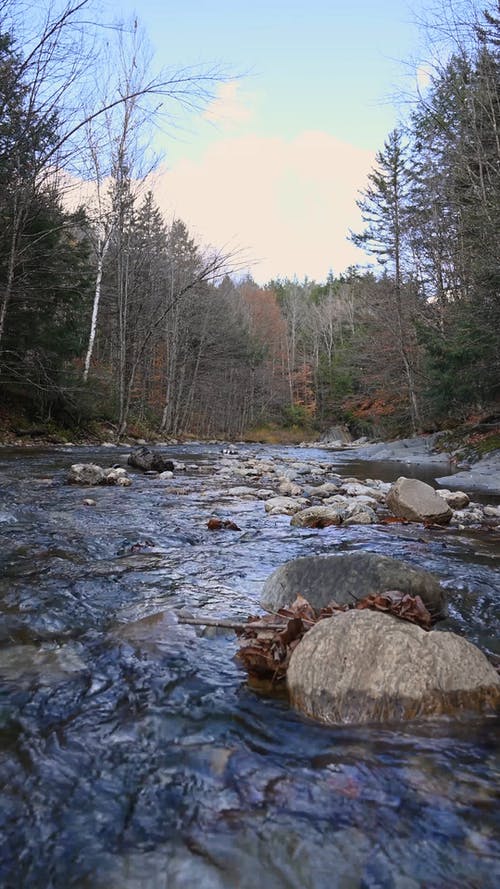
[1,441,499,888]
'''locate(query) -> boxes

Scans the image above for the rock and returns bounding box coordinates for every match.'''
[279,480,303,497]
[158,470,174,479]
[264,496,308,516]
[319,425,352,445]
[309,482,341,499]
[67,463,105,486]
[287,610,500,725]
[226,485,258,498]
[450,507,485,526]
[436,450,500,495]
[127,447,175,473]
[387,477,452,524]
[437,489,470,509]
[104,467,129,485]
[340,482,385,502]
[290,505,344,527]
[116,476,132,487]
[261,552,447,618]
[484,505,500,518]
[82,498,96,506]
[356,434,450,465]
[342,503,378,525]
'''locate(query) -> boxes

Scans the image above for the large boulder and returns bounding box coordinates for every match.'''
[127,447,174,473]
[387,477,452,524]
[261,552,447,619]
[319,425,352,445]
[287,610,500,725]
[67,463,106,486]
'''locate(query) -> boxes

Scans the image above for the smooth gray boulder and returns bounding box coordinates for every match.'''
[260,552,447,619]
[387,477,452,524]
[287,610,500,725]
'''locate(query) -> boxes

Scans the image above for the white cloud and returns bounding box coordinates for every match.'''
[203,81,253,127]
[153,130,374,282]
[416,64,432,92]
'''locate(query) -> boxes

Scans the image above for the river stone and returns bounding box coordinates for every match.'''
[287,610,500,725]
[67,463,106,486]
[290,505,344,527]
[437,489,470,509]
[260,552,447,619]
[265,496,308,516]
[387,477,452,524]
[128,446,175,473]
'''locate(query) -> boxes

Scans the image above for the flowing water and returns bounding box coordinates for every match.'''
[0,443,499,889]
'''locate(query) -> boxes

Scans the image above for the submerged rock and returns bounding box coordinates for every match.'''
[387,477,452,524]
[287,610,500,725]
[261,552,447,619]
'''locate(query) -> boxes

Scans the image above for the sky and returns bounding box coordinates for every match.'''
[109,0,433,283]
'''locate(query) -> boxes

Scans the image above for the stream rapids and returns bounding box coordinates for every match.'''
[0,443,499,888]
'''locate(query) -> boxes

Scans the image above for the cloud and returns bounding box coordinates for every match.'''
[203,81,253,127]
[153,130,374,282]
[416,64,432,92]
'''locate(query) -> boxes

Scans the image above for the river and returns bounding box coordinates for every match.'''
[0,443,499,888]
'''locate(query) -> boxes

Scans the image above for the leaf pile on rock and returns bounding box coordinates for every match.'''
[236,591,433,682]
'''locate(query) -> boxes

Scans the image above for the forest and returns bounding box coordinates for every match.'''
[0,0,498,442]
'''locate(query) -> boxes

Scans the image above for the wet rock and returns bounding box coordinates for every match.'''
[82,498,96,506]
[67,463,106,486]
[307,482,341,499]
[450,507,486,526]
[158,470,174,479]
[104,467,129,484]
[226,485,258,498]
[261,552,447,618]
[256,488,276,499]
[342,503,378,525]
[127,446,174,473]
[437,489,470,509]
[116,475,132,487]
[484,505,500,519]
[387,477,452,525]
[340,482,386,502]
[264,496,308,516]
[287,610,500,725]
[279,480,303,497]
[290,505,344,528]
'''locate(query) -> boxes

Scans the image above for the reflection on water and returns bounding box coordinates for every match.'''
[0,444,499,888]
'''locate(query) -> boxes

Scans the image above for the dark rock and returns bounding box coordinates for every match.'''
[261,552,447,620]
[127,446,175,473]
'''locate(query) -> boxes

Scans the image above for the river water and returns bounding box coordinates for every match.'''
[0,443,499,888]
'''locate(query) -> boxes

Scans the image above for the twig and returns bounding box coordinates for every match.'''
[176,615,285,631]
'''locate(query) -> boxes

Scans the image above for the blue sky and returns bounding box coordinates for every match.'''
[111,0,432,281]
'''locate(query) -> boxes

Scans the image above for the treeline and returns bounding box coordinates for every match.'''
[0,1,498,441]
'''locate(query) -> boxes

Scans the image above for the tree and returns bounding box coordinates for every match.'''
[351,129,422,432]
